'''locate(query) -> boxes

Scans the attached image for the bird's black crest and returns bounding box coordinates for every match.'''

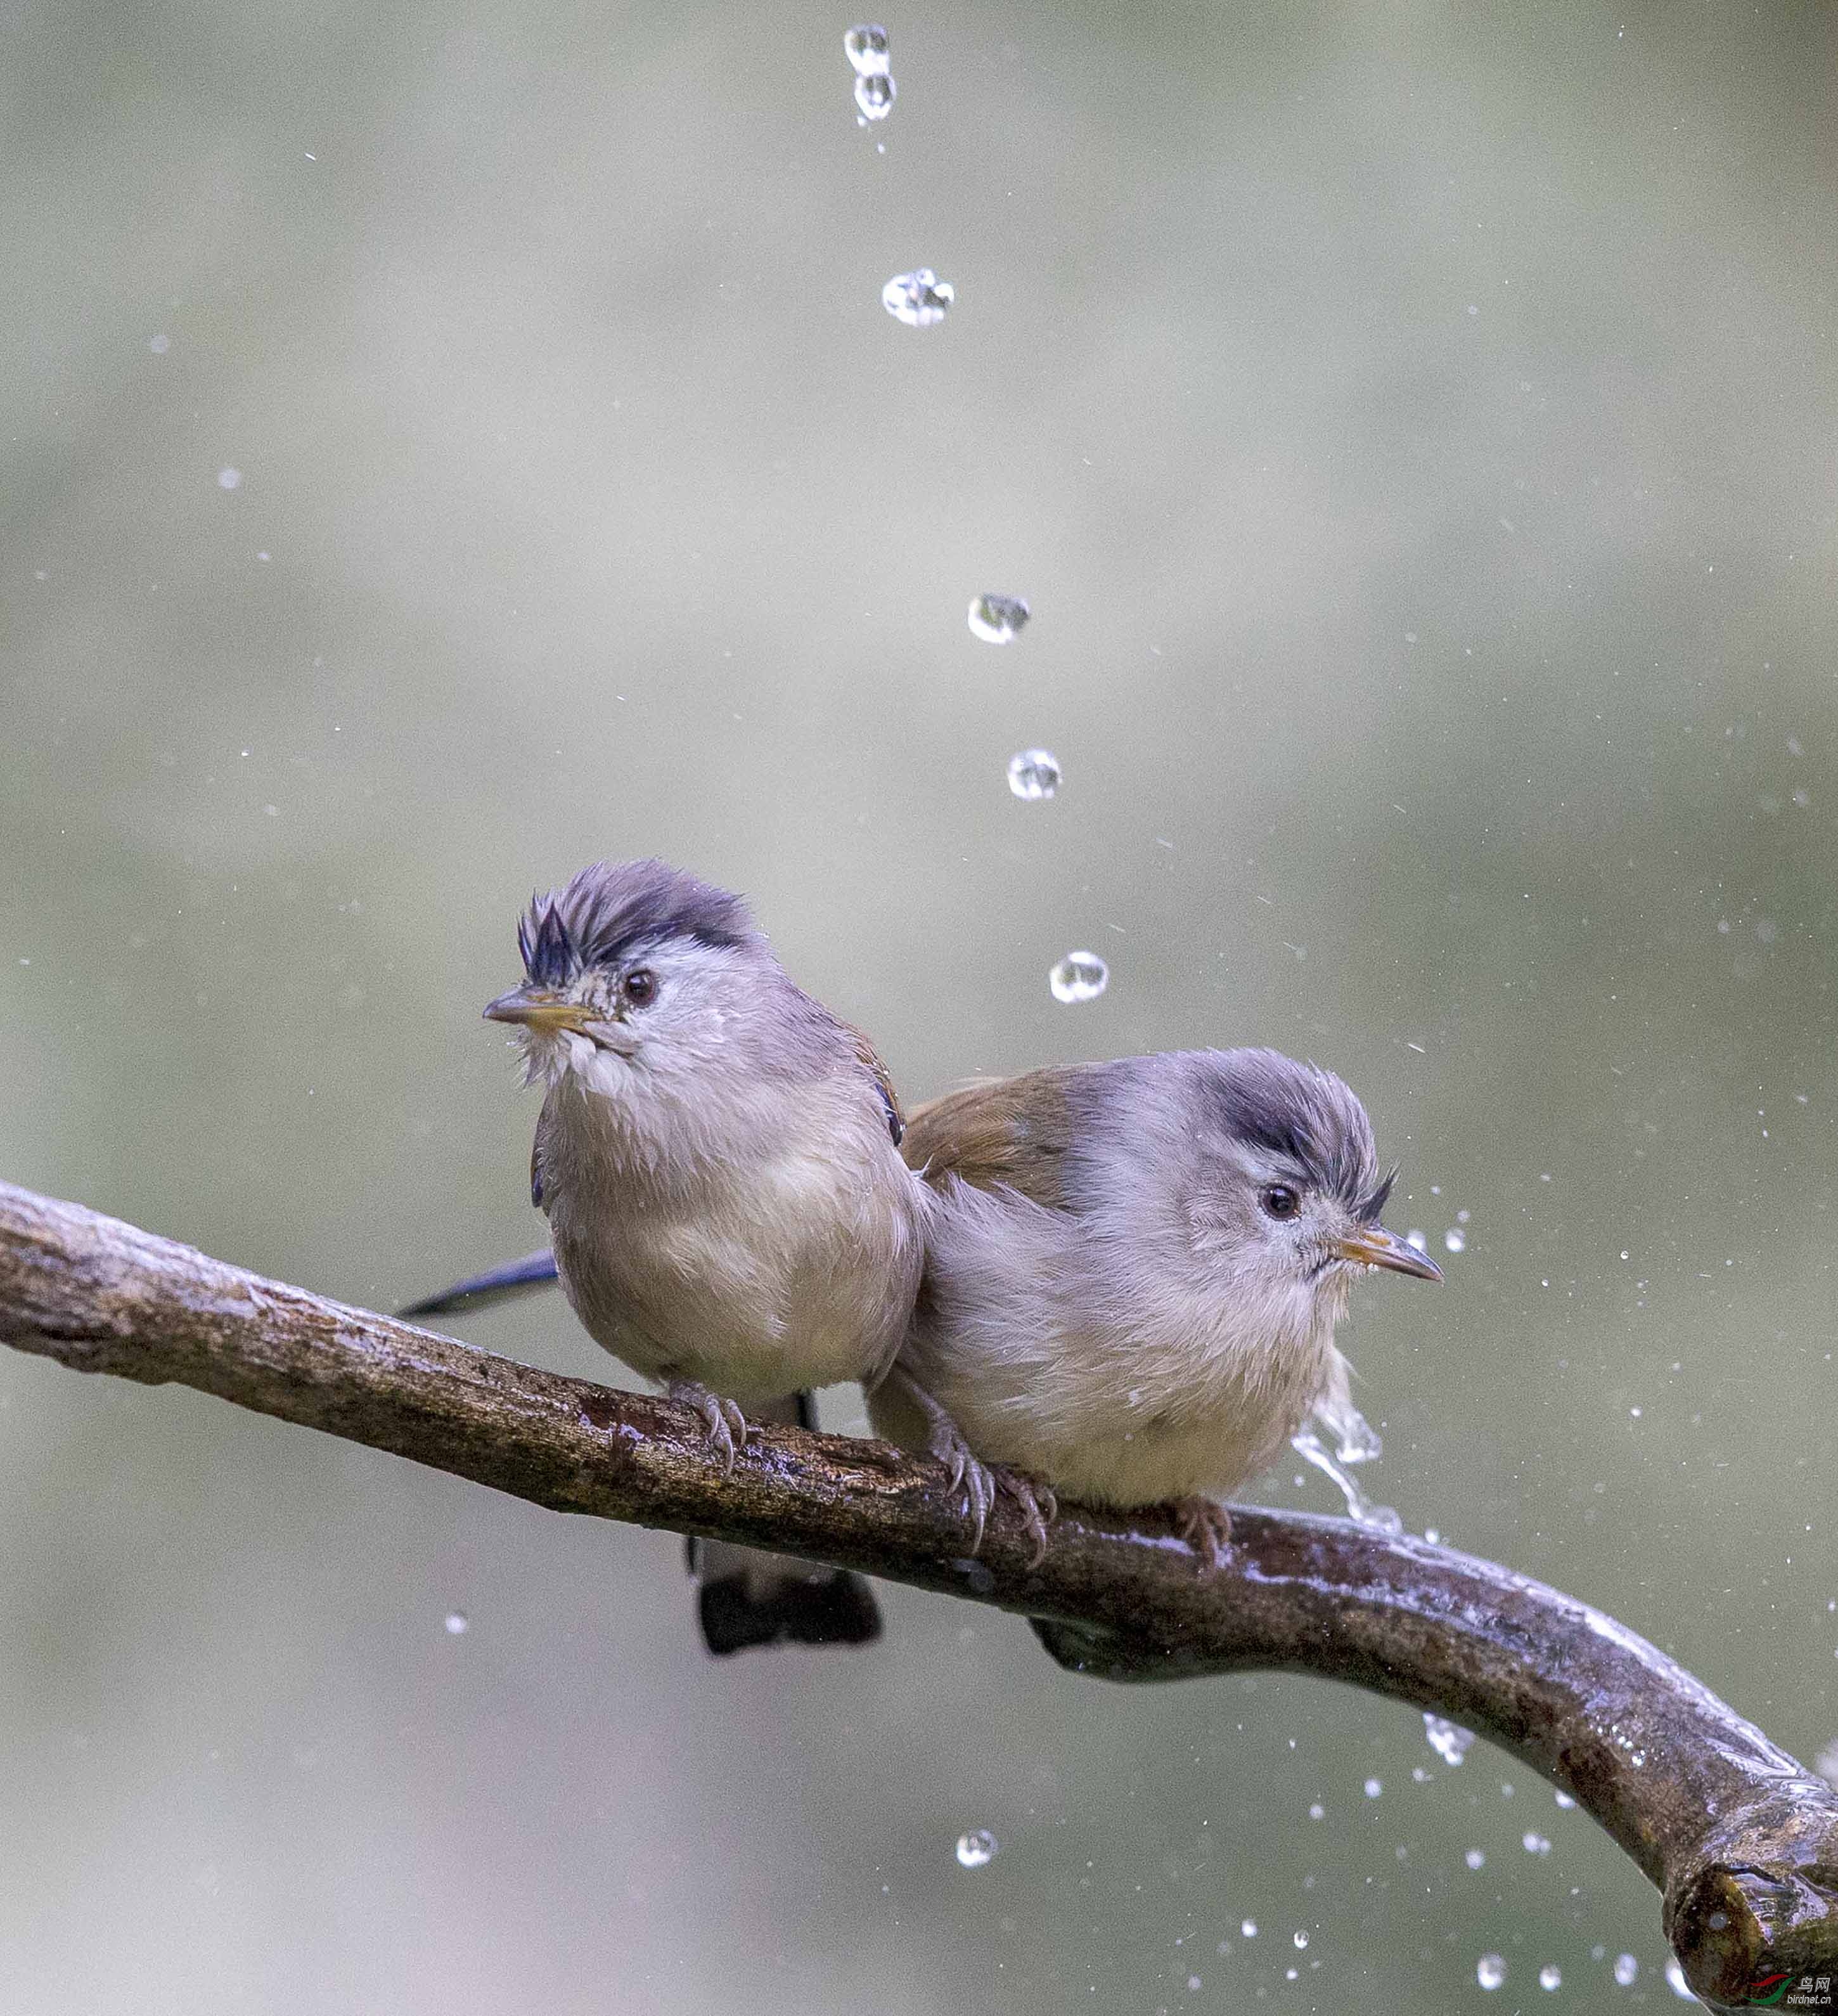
[1207,1049,1391,1220]
[517,858,758,987]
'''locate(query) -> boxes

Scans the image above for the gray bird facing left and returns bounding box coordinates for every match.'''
[472,858,929,1653]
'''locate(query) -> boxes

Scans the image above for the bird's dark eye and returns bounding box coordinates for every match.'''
[1261,1184,1302,1221]
[623,969,657,1005]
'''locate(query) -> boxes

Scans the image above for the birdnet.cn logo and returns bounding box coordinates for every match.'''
[1744,1972,1834,2008]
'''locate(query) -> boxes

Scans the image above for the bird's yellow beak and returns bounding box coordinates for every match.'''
[483,986,597,1035]
[1334,1226,1444,1283]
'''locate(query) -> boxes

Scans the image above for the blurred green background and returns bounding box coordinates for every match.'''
[3,0,1835,2007]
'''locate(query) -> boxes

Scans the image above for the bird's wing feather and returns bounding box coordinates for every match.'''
[844,1023,906,1146]
[900,1068,1083,1210]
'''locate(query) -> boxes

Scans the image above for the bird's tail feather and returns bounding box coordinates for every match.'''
[397,1248,560,1319]
[688,1393,882,1655]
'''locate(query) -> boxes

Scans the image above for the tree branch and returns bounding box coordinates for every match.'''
[0,1178,1830,2011]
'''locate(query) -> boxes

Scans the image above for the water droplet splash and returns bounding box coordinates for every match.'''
[1290,1423,1404,1533]
[1292,1931,1308,1950]
[844,23,890,72]
[1049,951,1108,1004]
[954,1828,997,1868]
[1477,1954,1507,1991]
[1539,1964,1562,1991]
[1423,1714,1475,1766]
[1614,1954,1638,1987]
[854,72,895,119]
[1006,749,1061,800]
[444,1612,468,1635]
[882,268,953,327]
[1325,1403,1382,1465]
[968,591,1029,643]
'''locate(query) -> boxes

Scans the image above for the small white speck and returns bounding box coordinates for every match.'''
[217,467,241,490]
[444,1612,468,1634]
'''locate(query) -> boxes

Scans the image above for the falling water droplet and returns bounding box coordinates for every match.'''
[882,268,953,326]
[217,467,242,490]
[444,1612,468,1635]
[1539,1964,1562,1991]
[1292,1932,1308,1950]
[1522,1831,1552,1856]
[1614,1954,1638,1987]
[1363,1778,1382,1799]
[968,592,1030,643]
[1006,749,1060,800]
[954,1828,997,1868]
[1477,1955,1507,1991]
[844,23,890,73]
[1443,1228,1467,1253]
[1465,1849,1486,1870]
[1049,952,1108,1004]
[1664,1956,1696,1999]
[1423,1714,1475,1766]
[1240,1919,1257,1939]
[149,333,170,354]
[1404,1229,1429,1254]
[854,72,895,119]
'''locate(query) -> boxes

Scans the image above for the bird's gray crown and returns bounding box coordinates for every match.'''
[1204,1047,1395,1221]
[517,859,759,986]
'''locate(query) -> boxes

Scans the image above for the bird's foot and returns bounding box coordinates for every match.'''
[882,1369,1055,1560]
[927,1426,1055,1564]
[996,1468,1057,1568]
[669,1379,749,1478]
[1172,1496,1233,1573]
[906,1403,1048,1556]
[917,1411,997,1551]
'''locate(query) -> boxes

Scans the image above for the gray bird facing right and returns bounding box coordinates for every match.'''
[868,1046,1440,1560]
